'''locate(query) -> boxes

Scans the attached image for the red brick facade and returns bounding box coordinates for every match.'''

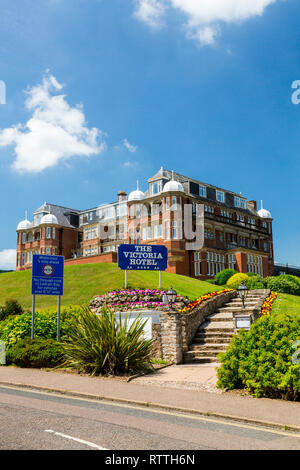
[16,169,274,279]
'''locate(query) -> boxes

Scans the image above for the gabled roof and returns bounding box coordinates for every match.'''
[148,167,188,184]
[33,203,80,228]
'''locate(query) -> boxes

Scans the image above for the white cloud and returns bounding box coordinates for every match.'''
[0,74,106,172]
[133,0,166,29]
[0,249,16,270]
[123,138,138,153]
[186,25,218,46]
[123,161,138,168]
[134,0,278,45]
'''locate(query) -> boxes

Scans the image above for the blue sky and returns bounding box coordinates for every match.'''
[0,0,300,269]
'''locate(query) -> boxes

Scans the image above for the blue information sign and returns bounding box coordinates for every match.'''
[31,254,64,296]
[118,244,168,271]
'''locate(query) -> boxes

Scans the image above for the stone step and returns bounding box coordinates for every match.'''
[194,337,232,344]
[233,297,261,302]
[190,343,228,351]
[188,351,223,358]
[208,311,234,318]
[184,293,267,364]
[183,354,220,364]
[199,322,234,333]
[215,307,254,314]
[196,331,234,338]
[206,315,233,322]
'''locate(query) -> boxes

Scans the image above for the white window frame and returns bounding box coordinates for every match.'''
[199,185,207,197]
[172,220,177,239]
[216,191,224,203]
[165,220,170,240]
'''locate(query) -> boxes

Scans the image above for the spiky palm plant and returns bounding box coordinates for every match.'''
[62,305,154,376]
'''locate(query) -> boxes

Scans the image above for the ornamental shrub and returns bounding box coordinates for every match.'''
[63,305,154,376]
[0,299,23,322]
[6,338,64,368]
[267,275,300,296]
[217,312,300,400]
[281,275,300,289]
[261,276,273,288]
[247,275,265,290]
[215,269,237,286]
[0,306,80,346]
[0,307,7,322]
[226,273,250,290]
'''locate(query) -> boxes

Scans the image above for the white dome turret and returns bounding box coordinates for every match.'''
[17,219,32,230]
[17,211,32,230]
[128,181,145,201]
[258,201,272,219]
[163,171,184,193]
[40,213,58,225]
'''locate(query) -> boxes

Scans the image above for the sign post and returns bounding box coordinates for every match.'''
[57,295,61,342]
[31,294,36,340]
[118,244,168,288]
[31,254,64,341]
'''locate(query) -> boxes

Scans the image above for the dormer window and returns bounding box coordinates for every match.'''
[199,185,207,197]
[234,196,246,209]
[150,180,163,195]
[216,191,224,203]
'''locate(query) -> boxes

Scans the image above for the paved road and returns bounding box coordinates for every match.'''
[0,386,299,450]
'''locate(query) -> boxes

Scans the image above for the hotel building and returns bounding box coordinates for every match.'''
[16,168,274,279]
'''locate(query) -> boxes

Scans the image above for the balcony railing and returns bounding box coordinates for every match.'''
[204,213,269,234]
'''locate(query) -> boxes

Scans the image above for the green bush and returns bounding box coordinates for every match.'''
[226,273,250,290]
[0,308,7,322]
[246,272,258,278]
[247,275,265,290]
[217,312,300,400]
[0,307,80,346]
[215,269,237,286]
[261,276,273,288]
[6,338,64,368]
[0,299,23,322]
[267,275,300,296]
[63,306,154,376]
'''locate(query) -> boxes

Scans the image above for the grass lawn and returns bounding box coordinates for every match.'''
[272,293,300,317]
[0,262,223,310]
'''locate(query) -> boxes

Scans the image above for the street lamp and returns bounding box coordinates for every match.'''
[237,281,249,309]
[166,286,177,310]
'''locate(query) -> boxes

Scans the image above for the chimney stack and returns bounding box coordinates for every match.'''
[118,191,127,202]
[249,200,257,211]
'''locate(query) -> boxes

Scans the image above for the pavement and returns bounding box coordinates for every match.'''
[132,363,221,393]
[0,364,300,432]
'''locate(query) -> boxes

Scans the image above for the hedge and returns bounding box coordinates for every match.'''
[217,312,300,400]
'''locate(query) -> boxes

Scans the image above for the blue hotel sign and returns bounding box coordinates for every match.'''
[32,254,64,296]
[118,244,168,271]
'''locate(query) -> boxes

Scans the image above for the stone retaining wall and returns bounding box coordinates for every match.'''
[156,290,237,364]
[181,290,237,352]
[151,323,163,359]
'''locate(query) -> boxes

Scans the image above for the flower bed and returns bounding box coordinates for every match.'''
[261,292,278,316]
[178,289,233,313]
[89,289,189,313]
